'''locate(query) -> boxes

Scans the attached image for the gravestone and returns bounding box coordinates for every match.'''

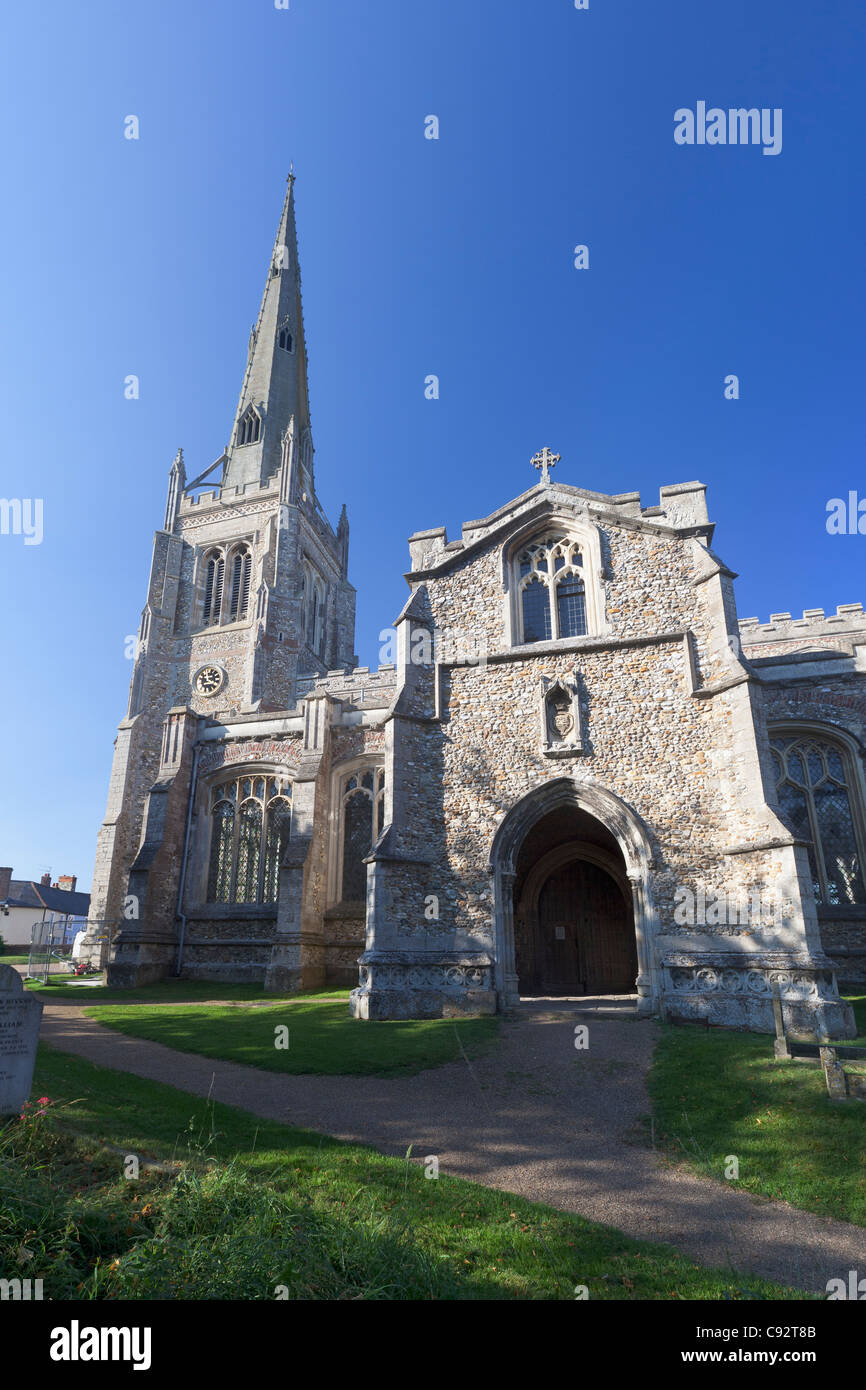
[0,965,43,1115]
[820,1045,850,1101]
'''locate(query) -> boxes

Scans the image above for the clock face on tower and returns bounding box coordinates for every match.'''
[194,665,225,697]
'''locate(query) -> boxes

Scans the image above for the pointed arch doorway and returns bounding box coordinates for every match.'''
[509,798,639,998]
[489,777,658,1011]
[515,842,637,995]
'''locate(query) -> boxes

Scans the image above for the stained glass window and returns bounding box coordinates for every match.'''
[263,796,292,904]
[771,735,865,905]
[206,775,292,904]
[521,577,551,643]
[339,765,386,903]
[557,575,587,638]
[207,800,235,903]
[341,792,371,902]
[235,801,263,903]
[516,534,588,644]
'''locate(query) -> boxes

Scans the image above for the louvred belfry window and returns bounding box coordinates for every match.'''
[771,734,866,905]
[228,547,252,622]
[202,552,225,626]
[206,774,293,905]
[200,545,253,628]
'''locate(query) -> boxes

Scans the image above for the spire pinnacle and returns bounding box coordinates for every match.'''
[222,175,310,492]
[164,448,186,530]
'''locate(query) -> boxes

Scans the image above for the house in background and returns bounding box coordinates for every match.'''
[0,868,91,949]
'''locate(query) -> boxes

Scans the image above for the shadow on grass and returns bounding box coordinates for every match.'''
[648,1001,866,1227]
[81,997,501,1077]
[2,1045,808,1302]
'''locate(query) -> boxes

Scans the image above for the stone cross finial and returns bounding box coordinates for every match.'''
[531,447,560,485]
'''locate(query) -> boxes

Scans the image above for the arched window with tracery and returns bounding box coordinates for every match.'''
[516,535,588,644]
[207,789,235,902]
[206,773,293,905]
[771,732,866,905]
[237,405,261,447]
[199,544,254,628]
[339,766,385,902]
[263,791,292,903]
[278,323,293,352]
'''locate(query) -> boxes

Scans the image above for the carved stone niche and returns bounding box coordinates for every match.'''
[539,673,585,757]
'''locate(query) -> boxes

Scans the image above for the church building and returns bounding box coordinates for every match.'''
[82,179,866,1038]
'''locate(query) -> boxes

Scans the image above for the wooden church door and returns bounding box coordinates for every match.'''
[532,859,637,995]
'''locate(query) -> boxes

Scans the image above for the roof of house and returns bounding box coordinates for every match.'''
[4,880,90,916]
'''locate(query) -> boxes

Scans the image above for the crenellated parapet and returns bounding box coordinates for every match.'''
[739,603,866,658]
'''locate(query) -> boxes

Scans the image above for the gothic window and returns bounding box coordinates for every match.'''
[237,405,261,447]
[278,323,293,352]
[557,574,587,639]
[235,798,263,903]
[263,793,292,904]
[206,774,292,904]
[301,428,314,475]
[228,546,252,622]
[302,561,327,659]
[313,581,326,657]
[516,536,588,644]
[207,791,235,903]
[339,766,386,903]
[202,551,225,627]
[522,577,551,643]
[199,545,254,628]
[771,734,866,905]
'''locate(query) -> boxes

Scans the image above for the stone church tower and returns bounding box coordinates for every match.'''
[82,177,358,989]
[84,179,866,1039]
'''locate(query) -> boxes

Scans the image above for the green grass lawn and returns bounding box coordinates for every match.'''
[24,978,285,1003]
[0,1046,810,1301]
[82,991,500,1076]
[648,997,866,1227]
[0,953,29,965]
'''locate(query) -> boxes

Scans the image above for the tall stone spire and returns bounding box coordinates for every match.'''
[222,173,312,491]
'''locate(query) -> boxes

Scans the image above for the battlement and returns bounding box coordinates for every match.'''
[180,475,280,514]
[739,603,866,646]
[295,664,399,708]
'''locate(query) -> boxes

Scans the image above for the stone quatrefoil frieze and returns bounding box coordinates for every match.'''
[359,964,490,990]
[669,967,821,999]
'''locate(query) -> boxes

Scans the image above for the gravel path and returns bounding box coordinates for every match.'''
[38,997,866,1294]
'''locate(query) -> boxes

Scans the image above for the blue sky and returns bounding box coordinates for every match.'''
[1,0,864,889]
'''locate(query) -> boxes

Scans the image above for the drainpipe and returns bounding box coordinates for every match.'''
[174,743,201,977]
